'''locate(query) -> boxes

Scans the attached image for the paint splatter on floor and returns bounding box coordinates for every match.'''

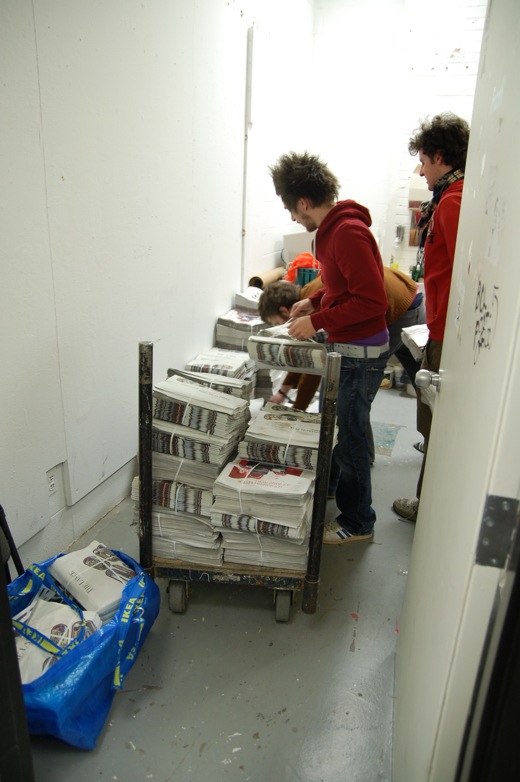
[372,421,404,456]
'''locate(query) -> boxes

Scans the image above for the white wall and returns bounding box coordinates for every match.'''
[243,0,486,282]
[240,1,315,285]
[1,0,251,561]
[0,0,487,567]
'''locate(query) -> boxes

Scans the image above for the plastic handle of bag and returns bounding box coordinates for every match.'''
[113,572,147,689]
[12,565,89,658]
[12,614,88,658]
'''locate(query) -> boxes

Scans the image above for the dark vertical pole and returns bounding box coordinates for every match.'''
[138,341,153,575]
[0,565,35,781]
[302,352,341,614]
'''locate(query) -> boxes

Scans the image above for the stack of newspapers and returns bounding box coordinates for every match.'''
[211,459,315,571]
[247,323,327,375]
[215,308,268,352]
[165,367,253,401]
[213,310,278,401]
[49,541,136,623]
[234,286,262,313]
[185,347,256,380]
[151,375,249,471]
[131,484,222,566]
[153,375,250,439]
[135,372,252,567]
[238,402,321,471]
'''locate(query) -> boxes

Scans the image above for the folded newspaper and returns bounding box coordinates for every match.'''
[210,508,311,541]
[13,594,101,684]
[152,418,239,467]
[213,459,314,526]
[152,451,219,489]
[131,474,213,518]
[221,529,309,571]
[153,375,250,437]
[401,324,429,361]
[185,347,256,379]
[49,541,136,622]
[234,286,263,312]
[238,402,321,470]
[215,308,268,351]
[247,323,327,375]
[132,506,223,567]
[165,367,253,400]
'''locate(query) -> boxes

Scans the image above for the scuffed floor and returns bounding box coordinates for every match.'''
[30,386,419,782]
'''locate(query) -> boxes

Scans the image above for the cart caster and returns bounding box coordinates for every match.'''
[274,590,293,622]
[167,580,188,613]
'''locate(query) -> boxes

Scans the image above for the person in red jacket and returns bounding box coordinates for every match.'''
[393,112,470,522]
[270,151,389,544]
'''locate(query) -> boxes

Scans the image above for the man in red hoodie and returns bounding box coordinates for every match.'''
[393,112,470,522]
[269,151,389,544]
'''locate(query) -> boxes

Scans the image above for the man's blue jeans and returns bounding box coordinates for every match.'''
[330,353,387,534]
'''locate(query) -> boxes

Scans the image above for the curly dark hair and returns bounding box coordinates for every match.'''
[269,151,340,211]
[258,281,301,322]
[408,112,470,171]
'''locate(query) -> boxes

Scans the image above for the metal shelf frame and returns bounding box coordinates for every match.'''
[138,341,340,618]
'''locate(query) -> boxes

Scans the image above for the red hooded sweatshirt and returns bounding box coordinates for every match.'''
[308,200,388,343]
[424,179,464,341]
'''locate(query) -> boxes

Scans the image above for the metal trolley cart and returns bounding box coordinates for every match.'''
[138,341,340,621]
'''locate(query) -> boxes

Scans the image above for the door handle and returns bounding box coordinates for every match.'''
[416,369,441,390]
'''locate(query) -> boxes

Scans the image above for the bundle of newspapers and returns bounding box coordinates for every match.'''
[238,402,321,471]
[247,323,327,375]
[215,308,268,352]
[234,286,262,313]
[211,459,315,570]
[153,375,250,439]
[214,310,281,400]
[220,528,309,571]
[152,418,240,468]
[166,367,253,401]
[185,347,256,380]
[13,590,102,684]
[134,369,257,567]
[131,490,223,567]
[48,540,136,623]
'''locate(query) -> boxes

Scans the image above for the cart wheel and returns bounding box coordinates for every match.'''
[275,590,292,622]
[167,580,188,614]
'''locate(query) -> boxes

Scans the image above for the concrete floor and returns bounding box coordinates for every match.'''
[29,386,419,782]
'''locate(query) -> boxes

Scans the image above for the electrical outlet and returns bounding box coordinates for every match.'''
[46,463,67,515]
[48,472,57,495]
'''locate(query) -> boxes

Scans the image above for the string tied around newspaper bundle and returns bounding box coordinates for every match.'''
[173,458,185,485]
[180,386,205,428]
[282,422,297,466]
[276,341,286,368]
[255,527,265,564]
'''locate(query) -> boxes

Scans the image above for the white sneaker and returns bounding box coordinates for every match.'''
[323,519,374,545]
[392,497,419,522]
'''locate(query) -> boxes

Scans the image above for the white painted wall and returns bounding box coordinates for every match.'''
[0,0,487,566]
[1,0,251,560]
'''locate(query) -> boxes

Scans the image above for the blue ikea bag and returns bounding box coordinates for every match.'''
[8,548,160,750]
